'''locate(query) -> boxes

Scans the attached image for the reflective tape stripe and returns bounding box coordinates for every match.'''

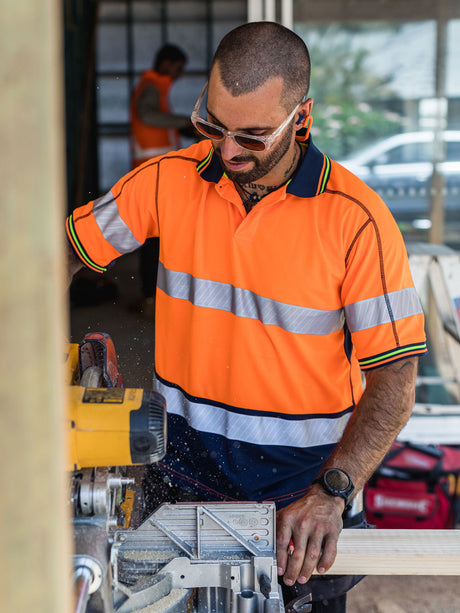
[158,264,421,335]
[92,191,142,254]
[157,262,345,336]
[132,130,178,160]
[155,379,351,448]
[345,287,423,333]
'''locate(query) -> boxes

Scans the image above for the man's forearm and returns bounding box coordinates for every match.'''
[137,86,192,130]
[321,356,418,493]
[139,107,193,130]
[276,356,418,584]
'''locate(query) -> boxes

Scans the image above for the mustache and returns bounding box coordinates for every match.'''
[214,149,255,164]
[227,155,256,163]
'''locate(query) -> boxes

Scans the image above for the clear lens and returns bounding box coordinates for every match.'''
[194,119,225,140]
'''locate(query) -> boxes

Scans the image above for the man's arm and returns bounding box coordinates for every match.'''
[276,356,418,585]
[137,85,193,130]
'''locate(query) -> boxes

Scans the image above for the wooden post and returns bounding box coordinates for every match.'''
[429,2,448,245]
[0,1,71,612]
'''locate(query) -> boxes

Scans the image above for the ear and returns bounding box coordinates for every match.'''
[300,97,313,115]
[295,97,313,141]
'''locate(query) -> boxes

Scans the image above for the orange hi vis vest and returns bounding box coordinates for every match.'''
[67,138,427,503]
[130,70,180,166]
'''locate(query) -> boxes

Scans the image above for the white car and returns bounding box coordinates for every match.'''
[338,130,460,212]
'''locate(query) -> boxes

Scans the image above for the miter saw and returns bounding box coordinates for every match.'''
[68,333,293,613]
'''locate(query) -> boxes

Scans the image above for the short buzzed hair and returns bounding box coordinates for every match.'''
[154,44,187,70]
[211,22,310,110]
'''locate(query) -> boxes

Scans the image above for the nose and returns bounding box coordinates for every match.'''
[218,134,245,160]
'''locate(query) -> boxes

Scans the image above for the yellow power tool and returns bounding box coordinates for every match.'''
[68,333,284,613]
[66,332,166,471]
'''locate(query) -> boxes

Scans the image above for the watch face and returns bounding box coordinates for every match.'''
[325,469,350,492]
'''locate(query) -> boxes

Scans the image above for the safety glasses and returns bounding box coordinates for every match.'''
[191,82,302,152]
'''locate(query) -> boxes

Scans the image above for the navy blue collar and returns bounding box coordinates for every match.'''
[196,136,331,198]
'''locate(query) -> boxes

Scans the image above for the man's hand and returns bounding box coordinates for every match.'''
[276,484,345,585]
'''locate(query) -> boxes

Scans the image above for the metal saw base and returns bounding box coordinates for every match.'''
[111,502,285,612]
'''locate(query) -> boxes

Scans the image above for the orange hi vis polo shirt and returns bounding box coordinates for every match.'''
[67,137,427,504]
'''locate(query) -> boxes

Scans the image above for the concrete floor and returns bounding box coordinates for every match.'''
[70,250,156,390]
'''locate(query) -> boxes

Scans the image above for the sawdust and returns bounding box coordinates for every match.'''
[122,549,176,561]
[135,588,190,612]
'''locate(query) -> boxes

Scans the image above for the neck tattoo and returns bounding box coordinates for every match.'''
[237,144,304,214]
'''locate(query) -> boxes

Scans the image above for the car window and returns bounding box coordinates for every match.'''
[379,142,432,165]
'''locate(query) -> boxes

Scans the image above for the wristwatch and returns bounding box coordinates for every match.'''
[313,468,354,505]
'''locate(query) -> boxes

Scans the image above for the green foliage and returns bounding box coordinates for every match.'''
[312,101,402,160]
[297,25,403,158]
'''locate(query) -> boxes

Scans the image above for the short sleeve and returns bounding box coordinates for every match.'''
[341,200,427,369]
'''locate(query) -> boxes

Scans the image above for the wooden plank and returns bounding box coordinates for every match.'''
[0,1,71,612]
[323,530,460,575]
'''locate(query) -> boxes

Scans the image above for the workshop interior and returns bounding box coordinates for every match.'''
[2,1,460,613]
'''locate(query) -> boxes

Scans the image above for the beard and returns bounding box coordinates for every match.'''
[214,125,293,185]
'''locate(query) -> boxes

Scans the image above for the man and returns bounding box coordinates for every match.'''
[67,22,427,611]
[131,43,194,311]
[130,42,193,166]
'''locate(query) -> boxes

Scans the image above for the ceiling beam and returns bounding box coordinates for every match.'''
[294,0,460,23]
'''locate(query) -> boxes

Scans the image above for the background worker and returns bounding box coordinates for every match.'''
[130,43,195,313]
[131,42,193,165]
[67,22,427,612]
